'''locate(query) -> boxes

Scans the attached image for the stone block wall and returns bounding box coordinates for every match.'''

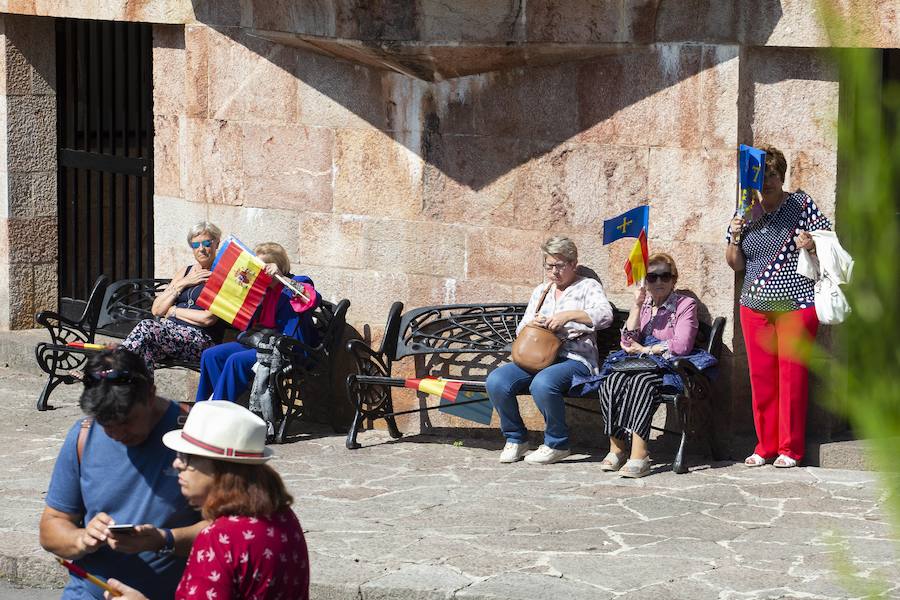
[0,13,55,330]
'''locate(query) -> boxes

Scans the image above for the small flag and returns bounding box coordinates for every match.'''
[404,378,493,426]
[57,558,121,597]
[737,145,766,219]
[602,205,649,245]
[67,342,106,351]
[196,236,272,331]
[624,229,649,286]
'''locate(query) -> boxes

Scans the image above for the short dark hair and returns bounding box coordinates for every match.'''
[202,461,293,520]
[79,349,152,424]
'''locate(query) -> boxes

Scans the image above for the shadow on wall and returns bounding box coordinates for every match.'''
[182,1,783,192]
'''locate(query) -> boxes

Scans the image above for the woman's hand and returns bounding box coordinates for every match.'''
[729,215,745,242]
[620,339,647,354]
[633,285,647,308]
[104,578,147,600]
[181,268,211,287]
[794,230,815,252]
[106,525,164,555]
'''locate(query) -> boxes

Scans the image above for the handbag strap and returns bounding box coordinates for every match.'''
[533,284,553,315]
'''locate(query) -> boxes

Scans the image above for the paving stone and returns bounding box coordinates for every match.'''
[455,572,611,600]
[360,564,473,600]
[550,553,714,594]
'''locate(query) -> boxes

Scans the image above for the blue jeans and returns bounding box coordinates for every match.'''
[486,359,590,449]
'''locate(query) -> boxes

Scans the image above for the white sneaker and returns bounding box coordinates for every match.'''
[523,444,571,465]
[499,442,529,463]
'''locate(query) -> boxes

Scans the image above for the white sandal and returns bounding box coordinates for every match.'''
[599,451,626,472]
[774,454,798,468]
[744,453,767,467]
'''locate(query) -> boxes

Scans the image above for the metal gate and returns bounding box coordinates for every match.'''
[56,18,154,313]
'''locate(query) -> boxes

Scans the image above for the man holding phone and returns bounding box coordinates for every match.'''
[39,350,206,599]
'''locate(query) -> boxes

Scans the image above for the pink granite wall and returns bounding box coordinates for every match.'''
[0,13,56,330]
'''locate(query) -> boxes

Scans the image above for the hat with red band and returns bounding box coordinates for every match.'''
[162,401,273,464]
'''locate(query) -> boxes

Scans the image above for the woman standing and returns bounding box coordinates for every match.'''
[120,222,225,373]
[597,253,698,478]
[486,236,613,465]
[105,401,310,600]
[726,145,831,468]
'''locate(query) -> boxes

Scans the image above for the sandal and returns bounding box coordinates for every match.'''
[619,457,651,478]
[773,454,798,468]
[744,453,767,467]
[599,451,626,472]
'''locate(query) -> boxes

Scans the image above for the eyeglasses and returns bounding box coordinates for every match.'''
[543,261,570,272]
[645,272,673,283]
[175,452,194,468]
[83,368,144,387]
[190,240,213,249]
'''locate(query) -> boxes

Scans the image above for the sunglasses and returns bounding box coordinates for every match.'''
[83,368,145,387]
[190,240,214,249]
[175,451,194,468]
[645,272,673,283]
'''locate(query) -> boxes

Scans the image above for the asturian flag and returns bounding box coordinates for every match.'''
[196,236,272,330]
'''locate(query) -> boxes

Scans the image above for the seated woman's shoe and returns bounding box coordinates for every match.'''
[599,451,626,472]
[773,454,798,468]
[744,453,767,467]
[619,457,651,478]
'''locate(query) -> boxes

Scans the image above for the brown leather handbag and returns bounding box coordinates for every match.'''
[511,285,562,373]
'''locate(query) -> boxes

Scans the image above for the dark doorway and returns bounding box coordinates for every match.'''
[56,18,154,316]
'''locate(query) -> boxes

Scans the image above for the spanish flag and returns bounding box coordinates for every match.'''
[404,377,463,402]
[196,237,272,330]
[624,229,649,286]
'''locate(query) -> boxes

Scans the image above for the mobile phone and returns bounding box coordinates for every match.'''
[108,524,137,534]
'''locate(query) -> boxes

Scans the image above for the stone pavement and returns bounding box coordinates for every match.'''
[1,367,898,599]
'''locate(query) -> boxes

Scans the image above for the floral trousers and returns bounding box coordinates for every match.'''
[120,318,215,374]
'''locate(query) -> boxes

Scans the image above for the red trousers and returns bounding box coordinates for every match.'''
[740,305,819,461]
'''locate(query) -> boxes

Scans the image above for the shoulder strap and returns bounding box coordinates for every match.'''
[76,417,93,466]
[534,284,554,313]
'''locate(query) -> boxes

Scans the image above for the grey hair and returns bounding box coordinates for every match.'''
[186,221,222,245]
[541,235,578,263]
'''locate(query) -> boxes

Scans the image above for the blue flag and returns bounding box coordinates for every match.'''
[738,144,766,191]
[438,391,493,426]
[602,205,649,245]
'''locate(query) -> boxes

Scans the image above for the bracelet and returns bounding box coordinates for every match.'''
[730,238,741,246]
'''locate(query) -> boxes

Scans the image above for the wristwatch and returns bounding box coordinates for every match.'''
[157,528,175,556]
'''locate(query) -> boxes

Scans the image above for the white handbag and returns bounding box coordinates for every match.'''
[796,231,853,325]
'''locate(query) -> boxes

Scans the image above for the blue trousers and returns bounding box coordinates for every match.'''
[485,359,590,449]
[195,342,258,402]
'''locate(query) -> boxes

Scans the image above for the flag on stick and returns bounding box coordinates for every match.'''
[737,144,766,219]
[404,378,494,425]
[624,229,649,286]
[196,236,272,331]
[602,205,649,245]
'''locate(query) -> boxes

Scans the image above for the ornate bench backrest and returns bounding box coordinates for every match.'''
[395,304,527,359]
[97,278,171,338]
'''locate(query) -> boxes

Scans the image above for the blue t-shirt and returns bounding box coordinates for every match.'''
[46,402,199,599]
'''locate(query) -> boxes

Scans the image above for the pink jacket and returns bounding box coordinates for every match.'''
[621,293,699,357]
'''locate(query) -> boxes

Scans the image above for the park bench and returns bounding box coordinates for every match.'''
[34,275,351,443]
[345,301,725,473]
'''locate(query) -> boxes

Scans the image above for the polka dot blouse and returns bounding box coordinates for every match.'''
[726,190,832,311]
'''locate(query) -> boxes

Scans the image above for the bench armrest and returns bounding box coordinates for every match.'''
[35,310,92,344]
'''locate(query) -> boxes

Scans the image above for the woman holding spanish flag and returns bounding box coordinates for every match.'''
[726,145,831,468]
[195,242,321,404]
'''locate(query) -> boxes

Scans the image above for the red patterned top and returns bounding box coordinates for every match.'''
[175,508,309,600]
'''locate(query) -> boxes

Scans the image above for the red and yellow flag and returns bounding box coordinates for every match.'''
[197,237,272,330]
[404,377,463,402]
[624,229,649,286]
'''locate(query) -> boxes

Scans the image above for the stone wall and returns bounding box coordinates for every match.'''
[0,13,55,330]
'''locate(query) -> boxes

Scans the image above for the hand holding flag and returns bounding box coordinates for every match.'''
[737,144,766,219]
[602,205,650,286]
[57,558,121,597]
[197,236,272,330]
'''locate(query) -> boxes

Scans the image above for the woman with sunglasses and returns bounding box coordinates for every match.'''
[597,253,698,478]
[726,145,831,468]
[120,222,226,373]
[103,401,310,600]
[486,236,613,465]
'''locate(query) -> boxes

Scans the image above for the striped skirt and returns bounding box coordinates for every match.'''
[599,371,664,441]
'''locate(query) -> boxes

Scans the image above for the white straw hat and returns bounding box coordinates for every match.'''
[162,401,274,464]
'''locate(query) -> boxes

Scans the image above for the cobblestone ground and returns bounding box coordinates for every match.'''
[1,367,898,599]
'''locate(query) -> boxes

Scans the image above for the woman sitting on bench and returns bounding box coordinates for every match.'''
[195,242,321,403]
[486,236,613,465]
[120,221,225,374]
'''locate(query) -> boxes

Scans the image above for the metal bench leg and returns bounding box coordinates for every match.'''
[345,376,364,450]
[37,375,64,411]
[672,396,690,474]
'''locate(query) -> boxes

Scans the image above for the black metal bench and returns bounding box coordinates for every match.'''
[34,275,351,444]
[345,302,725,473]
